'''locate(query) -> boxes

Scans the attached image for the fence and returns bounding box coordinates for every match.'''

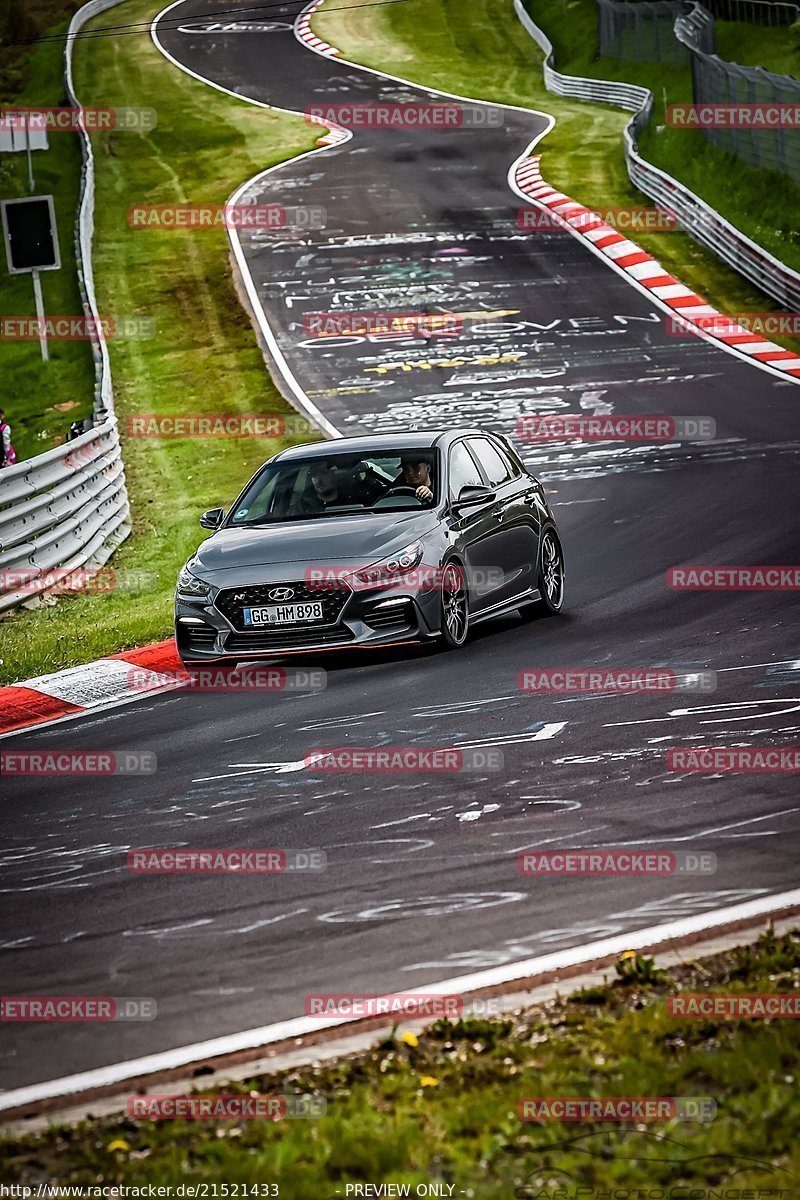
[0,0,131,616]
[598,0,690,63]
[674,4,800,184]
[514,0,800,311]
[700,0,798,24]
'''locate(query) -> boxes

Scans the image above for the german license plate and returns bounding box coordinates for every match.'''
[243,602,324,626]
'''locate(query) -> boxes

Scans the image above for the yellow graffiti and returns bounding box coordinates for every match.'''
[365,352,526,375]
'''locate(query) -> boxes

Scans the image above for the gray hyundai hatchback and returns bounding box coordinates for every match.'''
[175,428,565,668]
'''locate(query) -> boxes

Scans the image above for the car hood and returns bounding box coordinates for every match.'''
[192,511,439,574]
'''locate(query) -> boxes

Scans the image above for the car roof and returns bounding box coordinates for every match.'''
[272,428,496,461]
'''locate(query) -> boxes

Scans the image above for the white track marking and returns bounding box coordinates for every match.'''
[559,808,800,847]
[192,723,569,781]
[3,888,798,1114]
[604,697,800,728]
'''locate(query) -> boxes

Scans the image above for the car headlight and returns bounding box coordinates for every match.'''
[350,540,425,589]
[177,562,211,600]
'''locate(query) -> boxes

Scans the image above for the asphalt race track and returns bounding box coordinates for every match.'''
[1,1,799,1094]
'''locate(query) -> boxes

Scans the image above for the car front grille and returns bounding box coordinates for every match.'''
[225,626,354,653]
[215,580,350,632]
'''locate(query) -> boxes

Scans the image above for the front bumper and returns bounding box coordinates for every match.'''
[175,573,442,662]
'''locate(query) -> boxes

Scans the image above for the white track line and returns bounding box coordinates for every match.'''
[3,888,798,1114]
[150,0,556,440]
[151,1,351,440]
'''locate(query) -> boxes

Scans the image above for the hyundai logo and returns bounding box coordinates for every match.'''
[268,586,295,602]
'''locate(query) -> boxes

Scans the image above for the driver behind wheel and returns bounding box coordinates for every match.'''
[385,454,435,504]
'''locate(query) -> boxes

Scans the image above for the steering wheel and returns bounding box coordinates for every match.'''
[386,486,419,497]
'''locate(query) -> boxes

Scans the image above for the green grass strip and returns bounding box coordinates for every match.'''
[2,929,798,1194]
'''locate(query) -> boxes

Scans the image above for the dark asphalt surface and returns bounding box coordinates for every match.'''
[1,2,799,1094]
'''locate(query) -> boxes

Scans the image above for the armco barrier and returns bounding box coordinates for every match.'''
[514,0,800,311]
[0,0,131,615]
[674,3,800,185]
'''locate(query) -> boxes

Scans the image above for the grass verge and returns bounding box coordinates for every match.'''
[0,5,95,463]
[2,928,798,1193]
[312,0,800,314]
[0,0,321,685]
[522,0,800,275]
[715,18,800,76]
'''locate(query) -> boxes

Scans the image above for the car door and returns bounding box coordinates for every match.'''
[445,439,508,613]
[465,436,541,605]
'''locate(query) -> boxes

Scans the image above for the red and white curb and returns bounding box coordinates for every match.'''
[305,111,351,148]
[295,0,340,59]
[515,155,800,380]
[0,640,183,736]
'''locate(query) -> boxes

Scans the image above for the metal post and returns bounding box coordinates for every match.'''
[32,269,49,362]
[25,116,35,193]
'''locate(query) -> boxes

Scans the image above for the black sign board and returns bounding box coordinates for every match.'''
[1,195,60,274]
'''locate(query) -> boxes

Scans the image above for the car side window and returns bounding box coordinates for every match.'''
[448,441,483,502]
[469,438,515,487]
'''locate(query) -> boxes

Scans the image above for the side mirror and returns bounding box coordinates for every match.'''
[199,508,224,530]
[455,484,496,509]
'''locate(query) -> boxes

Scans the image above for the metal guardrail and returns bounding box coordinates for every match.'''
[514,0,800,312]
[675,3,717,53]
[0,0,131,615]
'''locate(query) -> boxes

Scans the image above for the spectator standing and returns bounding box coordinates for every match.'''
[0,409,16,468]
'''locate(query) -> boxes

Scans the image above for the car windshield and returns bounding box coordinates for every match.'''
[227,450,440,525]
